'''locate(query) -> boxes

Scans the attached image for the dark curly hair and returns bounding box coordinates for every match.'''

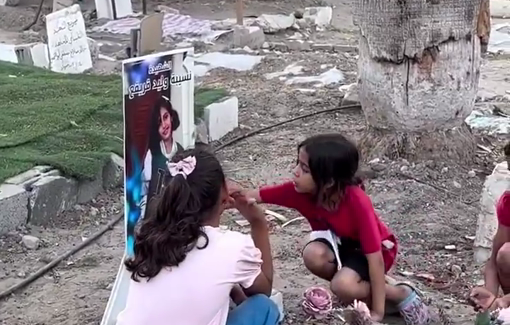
[125,148,226,281]
[148,97,180,155]
[298,133,363,210]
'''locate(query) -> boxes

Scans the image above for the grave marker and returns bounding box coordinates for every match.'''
[101,48,195,325]
[46,4,93,74]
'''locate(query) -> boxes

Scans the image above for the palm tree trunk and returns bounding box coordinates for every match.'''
[353,0,482,161]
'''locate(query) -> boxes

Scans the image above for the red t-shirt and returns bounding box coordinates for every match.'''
[259,182,397,272]
[497,191,510,227]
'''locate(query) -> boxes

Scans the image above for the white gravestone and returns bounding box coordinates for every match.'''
[46,4,93,74]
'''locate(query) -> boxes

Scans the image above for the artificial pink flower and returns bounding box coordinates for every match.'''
[302,287,333,319]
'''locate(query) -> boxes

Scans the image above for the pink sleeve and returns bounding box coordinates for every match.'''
[497,191,510,227]
[349,187,382,254]
[259,182,301,209]
[233,235,263,289]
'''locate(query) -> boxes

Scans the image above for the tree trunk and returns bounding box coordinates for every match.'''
[352,0,482,162]
[477,0,490,54]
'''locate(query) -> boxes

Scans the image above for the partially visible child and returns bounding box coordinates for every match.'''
[234,134,430,324]
[118,149,280,325]
[470,190,510,311]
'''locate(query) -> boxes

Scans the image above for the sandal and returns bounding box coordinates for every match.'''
[395,282,431,325]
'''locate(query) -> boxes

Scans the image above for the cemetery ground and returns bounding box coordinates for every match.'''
[1,52,507,325]
[1,1,510,325]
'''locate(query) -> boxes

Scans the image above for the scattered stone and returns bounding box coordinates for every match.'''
[155,4,179,14]
[340,83,360,106]
[400,165,409,172]
[233,25,265,49]
[204,97,239,141]
[294,9,304,19]
[368,158,381,164]
[286,40,311,51]
[494,102,510,116]
[262,42,269,49]
[441,167,449,173]
[476,89,498,102]
[295,88,316,95]
[294,18,310,29]
[468,170,477,178]
[286,68,344,87]
[255,14,296,33]
[452,181,462,189]
[90,207,99,217]
[0,184,30,235]
[271,42,288,52]
[451,264,462,276]
[333,45,358,53]
[22,235,40,250]
[303,7,333,27]
[17,271,26,278]
[444,245,457,250]
[311,43,334,51]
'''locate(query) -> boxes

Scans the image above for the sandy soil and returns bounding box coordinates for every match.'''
[0,0,508,324]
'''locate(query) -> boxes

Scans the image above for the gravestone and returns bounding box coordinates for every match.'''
[46,4,93,74]
[95,0,133,19]
[138,13,164,56]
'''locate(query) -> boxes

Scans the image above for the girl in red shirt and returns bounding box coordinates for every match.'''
[236,133,430,324]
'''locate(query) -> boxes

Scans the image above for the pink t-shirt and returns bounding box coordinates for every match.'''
[117,226,263,325]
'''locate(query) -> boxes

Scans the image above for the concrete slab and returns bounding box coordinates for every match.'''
[0,184,29,235]
[29,176,78,226]
[233,25,265,49]
[204,96,239,141]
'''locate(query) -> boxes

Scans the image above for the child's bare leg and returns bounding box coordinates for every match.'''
[330,268,410,306]
[302,241,337,281]
[497,242,510,294]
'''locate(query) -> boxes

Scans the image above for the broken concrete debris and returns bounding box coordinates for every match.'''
[255,14,296,34]
[252,7,332,34]
[22,235,40,250]
[339,83,360,106]
[233,25,265,49]
[0,154,124,234]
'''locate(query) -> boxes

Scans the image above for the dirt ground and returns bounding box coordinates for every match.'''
[0,0,508,324]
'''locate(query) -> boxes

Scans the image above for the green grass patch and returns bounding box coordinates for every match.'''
[194,87,229,122]
[0,62,226,183]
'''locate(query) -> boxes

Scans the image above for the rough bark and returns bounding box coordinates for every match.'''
[477,0,491,54]
[353,0,482,161]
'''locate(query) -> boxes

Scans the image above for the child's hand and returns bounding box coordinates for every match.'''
[226,180,256,205]
[229,189,266,225]
[470,287,497,311]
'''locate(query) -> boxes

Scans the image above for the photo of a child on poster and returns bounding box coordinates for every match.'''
[122,48,194,256]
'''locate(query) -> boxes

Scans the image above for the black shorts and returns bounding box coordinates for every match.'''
[306,238,370,282]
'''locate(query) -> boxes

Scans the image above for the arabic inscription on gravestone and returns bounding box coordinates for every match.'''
[46,4,93,74]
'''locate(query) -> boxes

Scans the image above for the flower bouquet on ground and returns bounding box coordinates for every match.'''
[475,308,510,325]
